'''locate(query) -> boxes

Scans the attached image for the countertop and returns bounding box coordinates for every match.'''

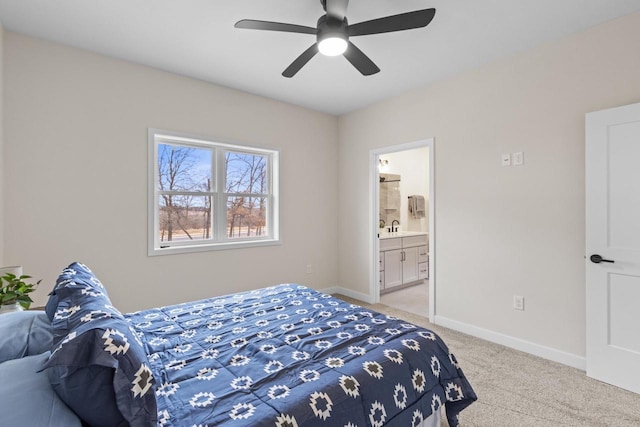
[378,231,428,240]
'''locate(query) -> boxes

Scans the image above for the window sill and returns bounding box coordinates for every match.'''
[148,238,281,256]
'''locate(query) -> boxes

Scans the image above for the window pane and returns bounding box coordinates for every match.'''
[225,151,267,194]
[158,144,212,192]
[226,197,268,238]
[159,195,213,243]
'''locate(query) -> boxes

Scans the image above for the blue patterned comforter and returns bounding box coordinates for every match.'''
[126,285,476,426]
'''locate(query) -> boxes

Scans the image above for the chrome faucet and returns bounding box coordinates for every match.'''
[391,220,400,232]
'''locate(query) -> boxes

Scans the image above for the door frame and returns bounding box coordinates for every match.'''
[369,138,435,322]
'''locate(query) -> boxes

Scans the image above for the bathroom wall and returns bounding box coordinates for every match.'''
[380,147,429,233]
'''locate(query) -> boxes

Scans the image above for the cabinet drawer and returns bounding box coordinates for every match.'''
[419,261,428,279]
[380,237,402,251]
[418,246,428,263]
[403,235,427,248]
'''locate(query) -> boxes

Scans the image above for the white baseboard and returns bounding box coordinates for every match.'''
[320,286,375,304]
[317,289,585,371]
[434,315,586,371]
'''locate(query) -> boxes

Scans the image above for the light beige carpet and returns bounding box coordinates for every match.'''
[333,295,640,427]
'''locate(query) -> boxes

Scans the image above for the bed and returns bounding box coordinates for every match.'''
[0,262,476,426]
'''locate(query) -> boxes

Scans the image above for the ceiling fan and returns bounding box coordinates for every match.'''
[235,0,436,78]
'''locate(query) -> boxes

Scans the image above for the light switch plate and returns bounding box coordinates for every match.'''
[513,152,524,166]
[513,295,525,311]
[501,153,511,166]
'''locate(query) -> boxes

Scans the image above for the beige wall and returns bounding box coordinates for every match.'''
[338,11,640,359]
[0,23,4,265]
[3,33,339,312]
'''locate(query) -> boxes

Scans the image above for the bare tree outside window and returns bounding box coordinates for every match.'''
[225,152,268,238]
[157,144,212,243]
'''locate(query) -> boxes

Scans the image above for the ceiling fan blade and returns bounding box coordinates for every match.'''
[235,19,316,35]
[348,8,436,37]
[343,42,380,76]
[282,44,319,78]
[324,0,350,20]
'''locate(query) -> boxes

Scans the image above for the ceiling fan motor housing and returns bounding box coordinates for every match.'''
[317,14,349,45]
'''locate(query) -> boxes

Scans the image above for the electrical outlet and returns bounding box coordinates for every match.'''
[501,153,511,166]
[513,295,525,311]
[306,264,312,274]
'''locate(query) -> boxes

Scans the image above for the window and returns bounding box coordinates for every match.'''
[148,129,279,255]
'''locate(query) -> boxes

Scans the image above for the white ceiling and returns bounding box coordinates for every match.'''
[1,0,640,115]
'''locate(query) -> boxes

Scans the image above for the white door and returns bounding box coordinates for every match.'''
[586,102,640,394]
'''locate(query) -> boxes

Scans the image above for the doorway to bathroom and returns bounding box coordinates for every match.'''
[369,139,435,321]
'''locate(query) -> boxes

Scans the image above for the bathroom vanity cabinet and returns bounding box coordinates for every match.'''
[379,233,428,293]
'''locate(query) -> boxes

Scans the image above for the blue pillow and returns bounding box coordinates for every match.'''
[0,310,53,363]
[43,263,157,427]
[0,352,82,427]
[48,262,122,340]
[45,325,156,427]
[49,286,123,340]
[45,292,59,321]
[46,262,109,321]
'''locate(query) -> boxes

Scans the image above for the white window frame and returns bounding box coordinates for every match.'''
[148,129,280,256]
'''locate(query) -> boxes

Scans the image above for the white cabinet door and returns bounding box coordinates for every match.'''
[384,249,403,289]
[402,246,420,283]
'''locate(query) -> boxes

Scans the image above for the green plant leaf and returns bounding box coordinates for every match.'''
[17,300,31,309]
[0,272,39,309]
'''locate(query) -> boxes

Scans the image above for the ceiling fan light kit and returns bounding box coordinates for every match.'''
[317,16,348,56]
[235,0,436,77]
[318,36,348,56]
